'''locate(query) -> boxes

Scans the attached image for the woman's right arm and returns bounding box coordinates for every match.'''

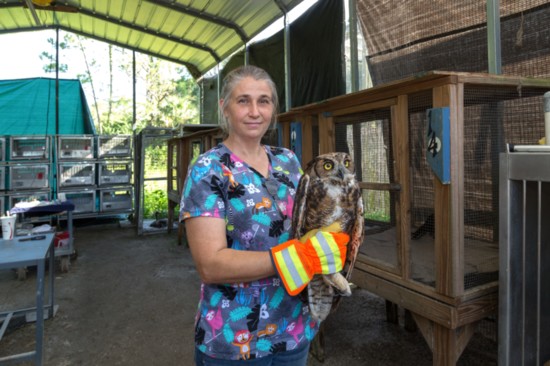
[185,216,276,284]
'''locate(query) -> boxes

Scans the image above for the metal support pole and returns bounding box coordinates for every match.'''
[132,51,137,133]
[283,12,291,111]
[55,28,60,136]
[217,64,221,124]
[348,0,359,92]
[487,0,502,74]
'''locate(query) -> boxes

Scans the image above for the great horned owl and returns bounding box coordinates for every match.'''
[291,152,364,322]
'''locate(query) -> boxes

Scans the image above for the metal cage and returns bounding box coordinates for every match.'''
[499,146,550,366]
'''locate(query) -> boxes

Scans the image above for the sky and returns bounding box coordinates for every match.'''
[0,30,56,80]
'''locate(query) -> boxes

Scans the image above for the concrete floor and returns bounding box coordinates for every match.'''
[0,220,498,365]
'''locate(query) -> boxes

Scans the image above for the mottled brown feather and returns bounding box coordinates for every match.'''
[291,152,365,321]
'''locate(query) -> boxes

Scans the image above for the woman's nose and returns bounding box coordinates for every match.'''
[248,102,260,116]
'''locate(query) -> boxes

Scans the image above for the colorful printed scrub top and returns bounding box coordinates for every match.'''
[179,143,320,361]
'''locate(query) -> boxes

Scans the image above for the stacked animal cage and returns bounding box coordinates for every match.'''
[96,135,133,214]
[278,71,550,366]
[56,135,97,215]
[5,136,51,213]
[56,134,134,217]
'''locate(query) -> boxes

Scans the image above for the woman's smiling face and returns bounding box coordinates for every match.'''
[222,76,274,141]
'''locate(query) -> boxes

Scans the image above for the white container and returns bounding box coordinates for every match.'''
[58,162,95,187]
[9,164,49,190]
[57,135,95,160]
[1,214,16,240]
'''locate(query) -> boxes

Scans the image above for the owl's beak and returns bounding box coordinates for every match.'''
[337,168,345,179]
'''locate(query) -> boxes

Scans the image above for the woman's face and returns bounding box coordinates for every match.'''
[222,76,274,141]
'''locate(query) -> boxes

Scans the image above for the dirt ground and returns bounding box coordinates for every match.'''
[0,220,497,366]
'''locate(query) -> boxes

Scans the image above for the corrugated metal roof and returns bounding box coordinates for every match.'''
[0,0,304,78]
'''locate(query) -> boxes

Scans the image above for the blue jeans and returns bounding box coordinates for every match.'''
[194,344,310,366]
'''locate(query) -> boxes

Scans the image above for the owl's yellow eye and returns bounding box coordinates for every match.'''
[323,162,333,171]
[344,160,350,168]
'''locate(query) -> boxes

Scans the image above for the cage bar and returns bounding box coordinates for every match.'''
[10,136,50,160]
[99,186,133,212]
[57,135,95,160]
[0,137,5,161]
[57,162,95,187]
[58,189,96,214]
[98,135,132,158]
[8,190,50,209]
[0,164,5,191]
[499,147,550,366]
[98,160,132,186]
[8,163,49,190]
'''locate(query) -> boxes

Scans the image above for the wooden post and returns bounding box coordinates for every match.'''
[391,95,411,280]
[432,84,464,298]
[301,115,314,165]
[318,113,335,154]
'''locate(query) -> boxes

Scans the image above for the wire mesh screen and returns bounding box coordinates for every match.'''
[462,85,546,290]
[335,109,398,270]
[408,91,436,287]
[356,0,550,85]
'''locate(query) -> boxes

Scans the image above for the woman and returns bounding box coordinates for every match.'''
[180,65,348,365]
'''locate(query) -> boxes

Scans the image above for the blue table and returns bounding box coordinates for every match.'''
[0,233,55,365]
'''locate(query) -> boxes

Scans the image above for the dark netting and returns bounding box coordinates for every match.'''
[335,109,398,270]
[357,0,550,84]
[408,91,436,287]
[462,86,545,291]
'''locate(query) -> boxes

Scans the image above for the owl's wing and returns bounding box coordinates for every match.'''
[345,192,365,281]
[290,174,310,239]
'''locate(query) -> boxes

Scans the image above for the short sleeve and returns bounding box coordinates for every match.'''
[179,154,228,222]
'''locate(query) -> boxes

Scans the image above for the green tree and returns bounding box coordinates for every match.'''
[39,33,71,73]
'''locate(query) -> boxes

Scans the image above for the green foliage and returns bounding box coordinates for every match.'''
[364,210,390,223]
[143,188,168,219]
[145,144,168,172]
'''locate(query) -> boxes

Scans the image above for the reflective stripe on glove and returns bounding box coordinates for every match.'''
[270,230,349,296]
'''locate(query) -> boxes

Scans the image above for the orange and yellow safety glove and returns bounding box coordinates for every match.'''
[270,227,349,296]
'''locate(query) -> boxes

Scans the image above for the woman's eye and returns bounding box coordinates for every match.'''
[323,162,333,170]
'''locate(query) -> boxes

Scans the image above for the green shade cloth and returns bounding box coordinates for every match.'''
[0,78,96,135]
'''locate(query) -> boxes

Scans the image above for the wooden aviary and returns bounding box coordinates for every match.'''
[277,71,550,366]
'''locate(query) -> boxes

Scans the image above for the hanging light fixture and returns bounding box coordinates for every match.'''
[31,0,53,6]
